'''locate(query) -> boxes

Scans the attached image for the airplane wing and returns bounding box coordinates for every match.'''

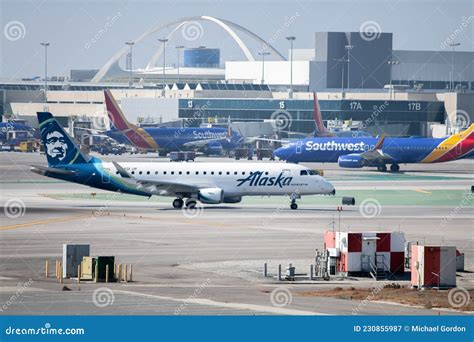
[30,165,76,176]
[73,127,106,134]
[112,162,206,195]
[182,139,226,149]
[242,137,291,144]
[358,134,394,163]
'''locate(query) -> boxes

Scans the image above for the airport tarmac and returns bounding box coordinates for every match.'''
[0,152,473,315]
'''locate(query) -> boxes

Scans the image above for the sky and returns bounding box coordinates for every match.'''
[0,0,473,79]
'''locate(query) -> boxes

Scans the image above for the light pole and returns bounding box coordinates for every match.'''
[175,45,184,83]
[125,41,135,89]
[345,44,354,90]
[333,58,347,95]
[449,42,460,91]
[285,36,296,98]
[158,38,169,93]
[387,60,400,100]
[40,42,49,103]
[258,52,270,84]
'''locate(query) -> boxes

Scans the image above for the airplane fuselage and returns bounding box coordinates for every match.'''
[106,127,241,153]
[33,161,335,199]
[274,136,474,164]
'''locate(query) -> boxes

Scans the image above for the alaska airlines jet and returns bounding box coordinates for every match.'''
[103,90,242,156]
[31,112,336,210]
[273,125,474,172]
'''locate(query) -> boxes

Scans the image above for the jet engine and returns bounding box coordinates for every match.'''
[338,154,365,168]
[197,187,224,204]
[204,141,223,155]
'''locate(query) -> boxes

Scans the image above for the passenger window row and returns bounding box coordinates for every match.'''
[116,170,271,176]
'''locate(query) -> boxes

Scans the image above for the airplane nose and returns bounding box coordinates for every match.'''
[324,179,335,195]
[273,147,285,160]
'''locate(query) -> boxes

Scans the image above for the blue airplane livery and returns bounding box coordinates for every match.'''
[103,90,243,155]
[273,124,474,172]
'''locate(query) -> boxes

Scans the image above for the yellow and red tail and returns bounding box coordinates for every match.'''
[421,124,474,163]
[104,90,158,150]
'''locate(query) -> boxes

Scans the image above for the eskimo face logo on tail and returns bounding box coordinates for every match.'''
[236,171,292,188]
[45,131,68,161]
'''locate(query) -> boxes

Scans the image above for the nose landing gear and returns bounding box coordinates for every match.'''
[290,199,298,210]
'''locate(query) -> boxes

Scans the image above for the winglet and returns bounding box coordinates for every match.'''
[113,161,132,178]
[374,134,385,150]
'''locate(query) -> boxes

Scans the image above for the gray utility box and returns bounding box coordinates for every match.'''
[63,244,90,278]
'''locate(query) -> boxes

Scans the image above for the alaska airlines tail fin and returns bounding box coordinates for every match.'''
[104,89,133,131]
[312,92,333,137]
[37,112,90,166]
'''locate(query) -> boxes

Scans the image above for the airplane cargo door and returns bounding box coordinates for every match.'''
[296,141,302,154]
[101,170,111,184]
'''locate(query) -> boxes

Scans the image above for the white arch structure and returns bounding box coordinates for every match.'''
[91,15,286,83]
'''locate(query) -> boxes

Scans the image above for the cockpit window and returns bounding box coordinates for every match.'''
[307,170,317,175]
[300,170,308,176]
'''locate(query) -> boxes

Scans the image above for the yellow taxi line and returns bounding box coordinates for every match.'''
[0,214,91,231]
[414,189,432,194]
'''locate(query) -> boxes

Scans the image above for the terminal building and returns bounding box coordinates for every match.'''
[1,19,473,138]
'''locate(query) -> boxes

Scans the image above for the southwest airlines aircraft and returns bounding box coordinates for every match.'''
[273,124,474,172]
[103,90,242,156]
[32,112,335,210]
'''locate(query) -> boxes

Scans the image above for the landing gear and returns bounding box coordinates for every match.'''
[377,165,387,172]
[290,199,298,210]
[390,164,400,172]
[172,198,184,209]
[185,199,197,209]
